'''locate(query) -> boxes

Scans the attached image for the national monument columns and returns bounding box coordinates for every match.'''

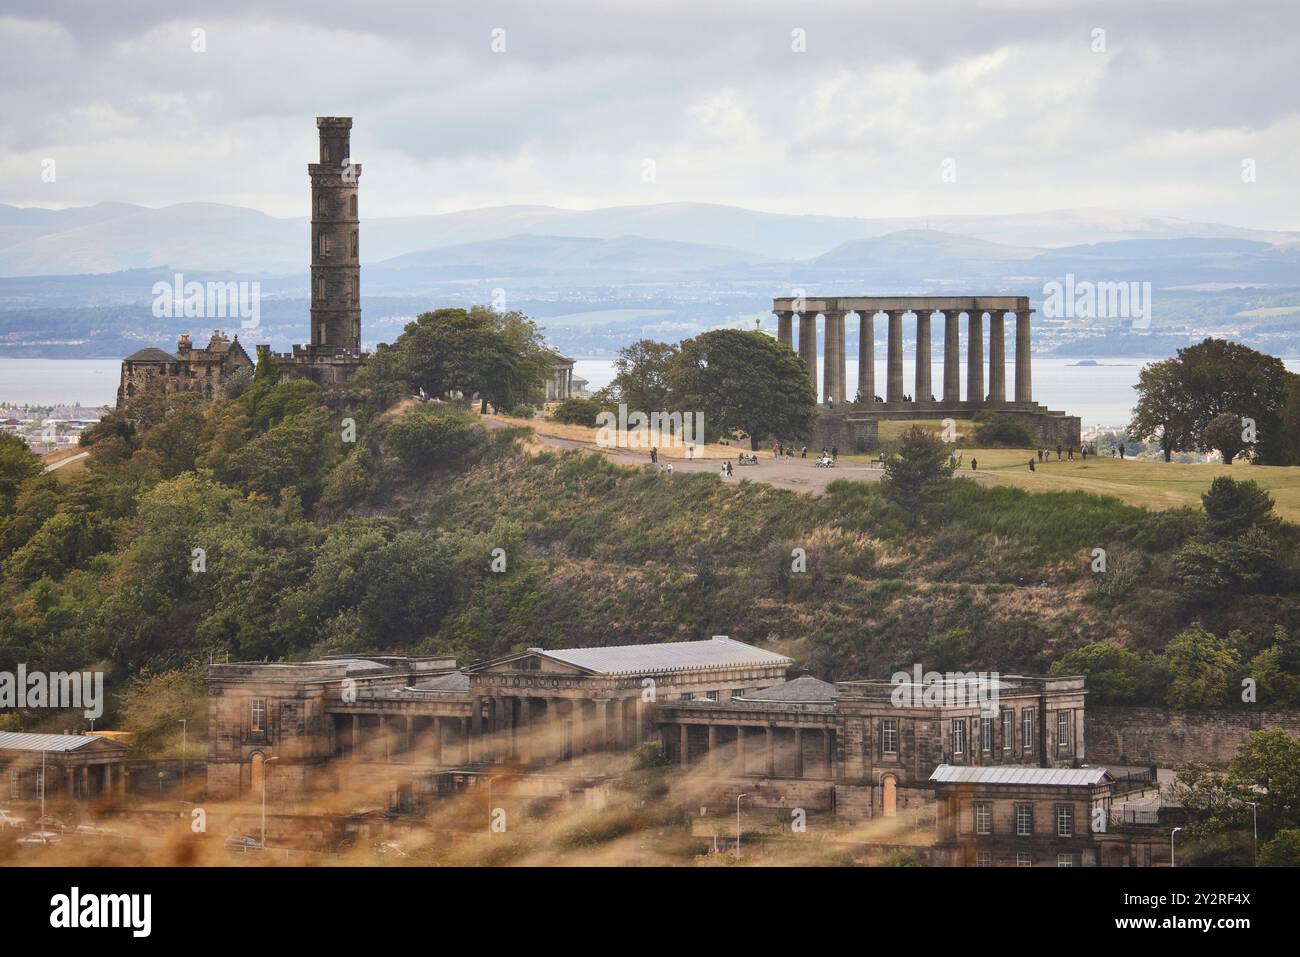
[770,295,1033,409]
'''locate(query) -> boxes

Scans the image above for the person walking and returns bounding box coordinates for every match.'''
[970,457,978,470]
[650,446,658,464]
[1056,444,1063,461]
[726,461,733,477]
[1028,458,1035,472]
[831,445,838,463]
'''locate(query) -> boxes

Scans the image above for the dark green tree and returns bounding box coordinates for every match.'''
[1200,476,1276,539]
[880,425,956,525]
[1202,412,1249,465]
[667,328,816,450]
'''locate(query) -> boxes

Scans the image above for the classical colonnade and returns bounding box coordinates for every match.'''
[771,296,1033,406]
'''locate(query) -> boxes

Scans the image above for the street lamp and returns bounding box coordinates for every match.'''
[485,776,497,835]
[736,793,748,860]
[179,719,187,803]
[1244,802,1258,865]
[260,756,280,849]
[1171,826,1183,867]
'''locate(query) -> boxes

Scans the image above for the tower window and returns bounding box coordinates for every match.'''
[351,231,358,259]
[319,233,330,257]
[349,195,357,218]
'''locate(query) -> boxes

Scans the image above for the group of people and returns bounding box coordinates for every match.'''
[772,441,808,459]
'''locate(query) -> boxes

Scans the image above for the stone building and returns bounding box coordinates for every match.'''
[116,331,253,407]
[0,731,129,802]
[928,764,1175,867]
[207,638,1088,826]
[545,352,577,403]
[117,117,367,411]
[771,296,1082,451]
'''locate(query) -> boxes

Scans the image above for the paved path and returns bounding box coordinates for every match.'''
[485,417,891,496]
[42,451,89,473]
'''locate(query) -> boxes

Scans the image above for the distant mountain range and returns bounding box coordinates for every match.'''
[2,200,1296,279]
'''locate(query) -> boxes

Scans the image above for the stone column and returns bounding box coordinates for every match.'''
[857,311,875,402]
[823,729,833,780]
[793,728,804,778]
[944,311,961,403]
[736,726,746,774]
[595,699,608,750]
[707,726,718,773]
[1015,310,1033,402]
[988,313,1006,403]
[775,311,794,351]
[765,726,776,776]
[887,310,905,402]
[433,717,444,762]
[404,715,413,759]
[823,311,846,404]
[459,717,470,764]
[798,313,818,395]
[967,310,984,403]
[679,724,690,766]
[915,311,932,403]
[572,700,585,758]
[519,698,531,764]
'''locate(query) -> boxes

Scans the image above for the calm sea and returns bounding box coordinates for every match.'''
[4,356,1298,429]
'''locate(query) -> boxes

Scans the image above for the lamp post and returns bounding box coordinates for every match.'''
[486,776,497,835]
[260,756,279,849]
[736,793,748,860]
[1244,802,1258,865]
[179,719,187,803]
[1171,826,1183,867]
[40,751,46,822]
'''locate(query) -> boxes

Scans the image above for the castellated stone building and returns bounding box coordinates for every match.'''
[116,330,253,407]
[118,117,366,410]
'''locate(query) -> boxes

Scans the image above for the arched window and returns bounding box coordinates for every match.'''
[349,195,357,218]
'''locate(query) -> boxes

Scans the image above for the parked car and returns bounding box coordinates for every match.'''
[0,810,27,829]
[16,830,61,847]
[36,816,71,832]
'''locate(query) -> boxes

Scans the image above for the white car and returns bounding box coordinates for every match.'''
[17,830,61,847]
[0,810,27,829]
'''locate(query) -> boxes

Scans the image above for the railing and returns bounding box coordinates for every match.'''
[1109,766,1158,796]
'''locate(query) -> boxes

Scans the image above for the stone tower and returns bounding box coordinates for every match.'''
[308,117,361,355]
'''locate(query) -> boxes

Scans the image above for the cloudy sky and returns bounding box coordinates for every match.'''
[1,0,1297,228]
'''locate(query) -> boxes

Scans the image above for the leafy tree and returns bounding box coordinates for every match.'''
[1159,625,1242,708]
[119,663,207,758]
[667,328,816,450]
[551,397,606,427]
[1128,358,1195,462]
[1202,412,1249,465]
[1280,373,1300,466]
[1174,526,1281,601]
[880,426,956,525]
[1201,476,1276,539]
[1131,339,1290,464]
[0,433,41,515]
[1259,829,1300,866]
[1048,643,1151,704]
[607,339,676,412]
[384,405,482,473]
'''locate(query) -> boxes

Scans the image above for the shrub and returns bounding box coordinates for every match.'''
[509,403,536,419]
[972,415,1033,447]
[385,406,482,473]
[551,397,605,427]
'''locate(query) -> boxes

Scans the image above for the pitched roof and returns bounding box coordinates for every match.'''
[743,676,838,702]
[0,731,126,753]
[929,765,1112,787]
[483,637,791,676]
[125,347,176,362]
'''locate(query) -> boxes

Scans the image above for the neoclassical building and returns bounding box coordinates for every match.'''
[206,637,1087,822]
[772,295,1081,451]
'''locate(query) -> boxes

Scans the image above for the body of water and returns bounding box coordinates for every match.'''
[4,356,1297,428]
[576,356,1300,429]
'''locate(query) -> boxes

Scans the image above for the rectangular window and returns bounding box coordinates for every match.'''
[974,801,991,835]
[318,233,329,257]
[981,715,993,753]
[881,718,898,755]
[1058,710,1071,752]
[350,231,358,259]
[704,691,719,702]
[1016,804,1033,836]
[976,851,993,867]
[680,693,694,701]
[1002,710,1014,752]
[952,718,965,756]
[8,768,19,801]
[1057,853,1074,868]
[1022,709,1034,751]
[1056,804,1074,837]
[1016,852,1032,867]
[250,697,267,733]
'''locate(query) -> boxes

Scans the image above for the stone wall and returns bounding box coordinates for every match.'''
[1086,706,1300,768]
